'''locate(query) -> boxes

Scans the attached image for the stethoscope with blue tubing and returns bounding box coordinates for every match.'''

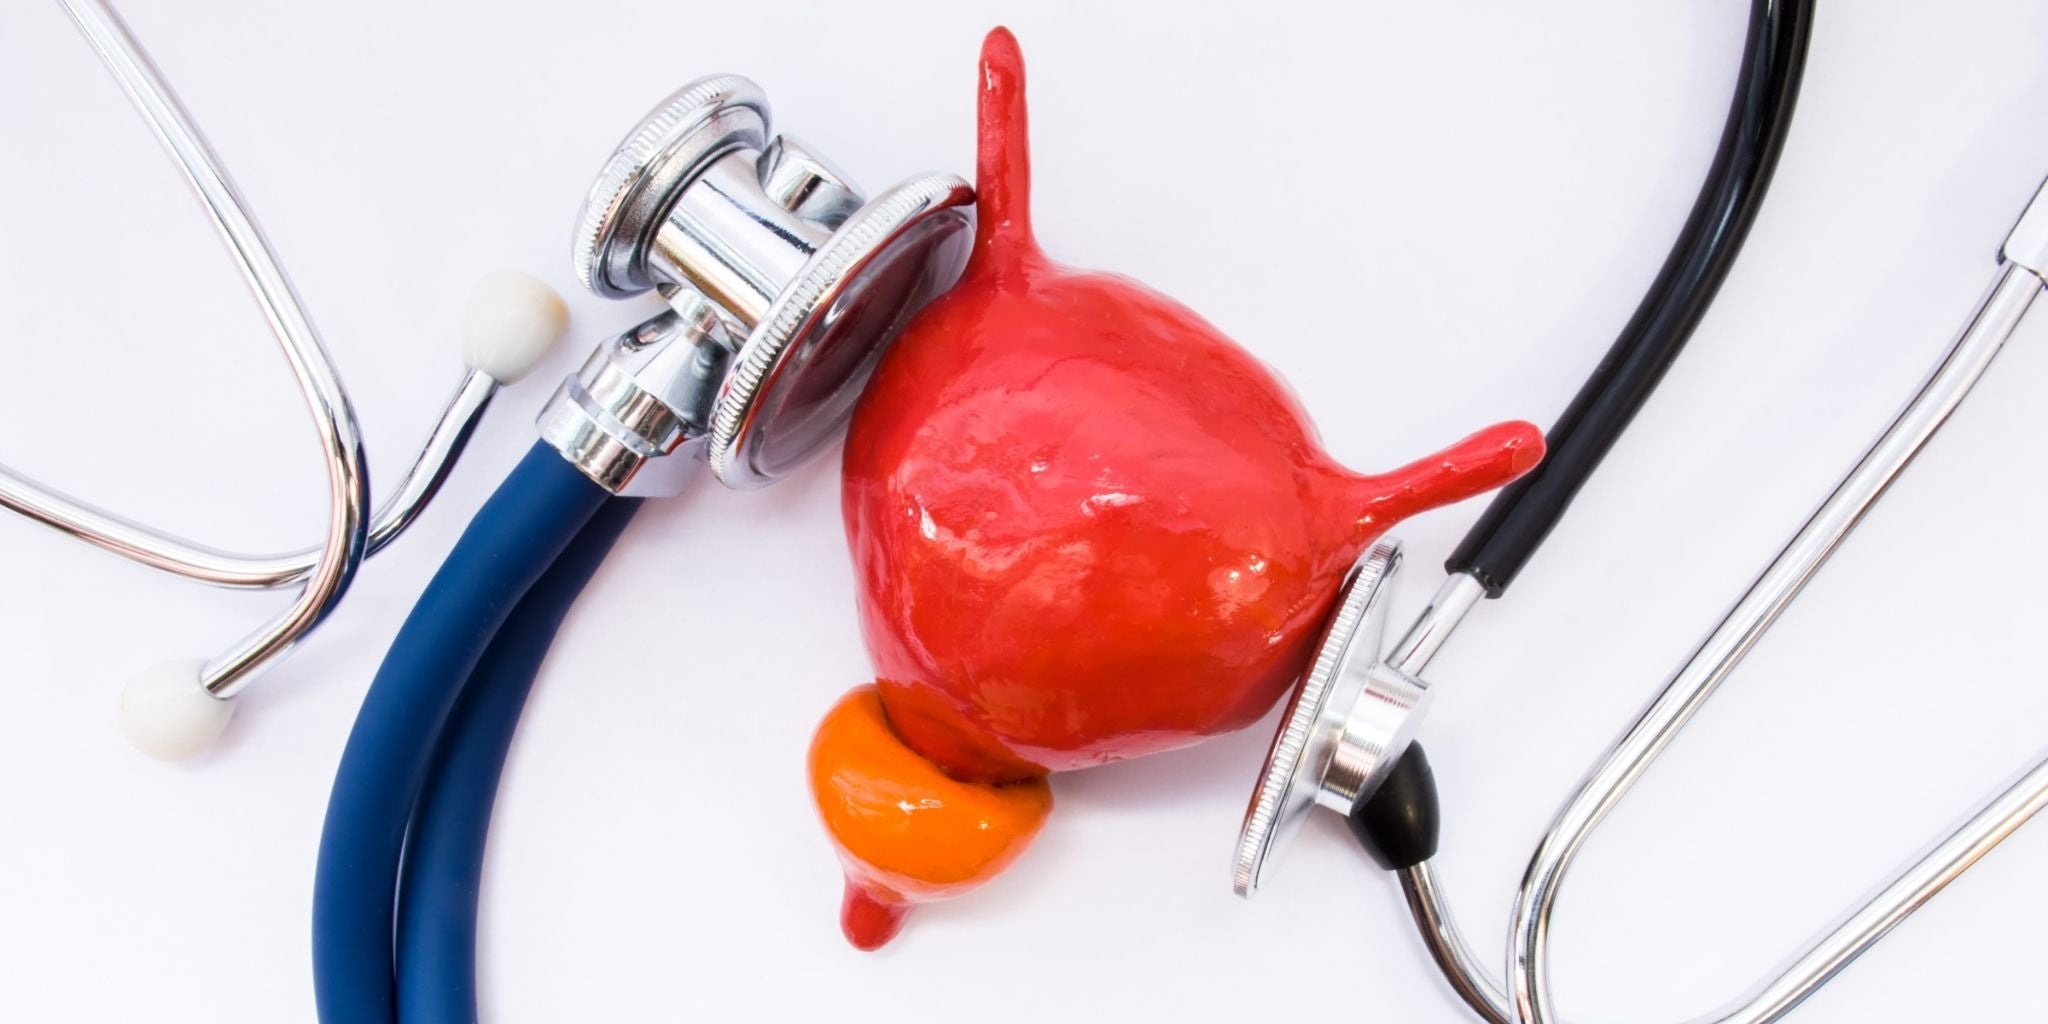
[12,1,2047,1022]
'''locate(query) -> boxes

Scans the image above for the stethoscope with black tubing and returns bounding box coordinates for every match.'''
[1234,4,2048,1023]
[15,2,2046,1022]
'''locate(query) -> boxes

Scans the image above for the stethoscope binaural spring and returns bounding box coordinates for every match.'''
[1236,1,2048,1021]
[3,0,572,760]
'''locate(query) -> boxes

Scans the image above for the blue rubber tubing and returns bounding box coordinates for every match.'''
[394,496,641,1024]
[313,442,612,1024]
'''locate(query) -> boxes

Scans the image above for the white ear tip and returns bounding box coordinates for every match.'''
[463,268,569,384]
[119,659,235,761]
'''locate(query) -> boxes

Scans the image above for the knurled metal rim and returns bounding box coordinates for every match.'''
[1234,540,1403,896]
[705,171,973,487]
[571,75,770,298]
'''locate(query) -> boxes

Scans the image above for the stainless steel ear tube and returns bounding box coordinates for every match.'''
[2,0,546,756]
[1265,173,2048,1024]
[2,372,496,592]
[1481,176,2048,1024]
[1235,4,2045,1019]
[11,0,359,697]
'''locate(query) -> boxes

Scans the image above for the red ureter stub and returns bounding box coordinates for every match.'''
[972,27,1038,272]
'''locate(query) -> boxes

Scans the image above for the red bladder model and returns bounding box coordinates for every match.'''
[808,27,1544,950]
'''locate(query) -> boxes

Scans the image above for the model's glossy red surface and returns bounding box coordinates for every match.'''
[814,27,1543,947]
[842,28,1542,782]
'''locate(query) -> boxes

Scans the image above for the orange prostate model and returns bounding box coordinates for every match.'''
[807,27,1543,949]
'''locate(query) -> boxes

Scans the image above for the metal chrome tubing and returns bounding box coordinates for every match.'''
[0,370,495,589]
[354,371,496,565]
[1401,861,1514,1024]
[1388,261,2048,1024]
[1393,751,2048,1024]
[1502,259,2048,1024]
[1386,572,1487,677]
[56,0,369,697]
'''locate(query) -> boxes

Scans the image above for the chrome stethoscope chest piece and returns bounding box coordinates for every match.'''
[315,69,977,1023]
[1235,539,1433,896]
[572,75,774,302]
[547,76,974,494]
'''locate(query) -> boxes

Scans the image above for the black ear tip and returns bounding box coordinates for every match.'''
[1346,744,1442,871]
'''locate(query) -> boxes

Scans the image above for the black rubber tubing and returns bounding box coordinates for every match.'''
[1359,0,1814,866]
[1444,0,1815,597]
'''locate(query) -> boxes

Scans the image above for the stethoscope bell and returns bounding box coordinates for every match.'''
[544,75,975,494]
[1235,539,1433,895]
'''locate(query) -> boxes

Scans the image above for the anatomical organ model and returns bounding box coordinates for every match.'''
[809,28,1545,949]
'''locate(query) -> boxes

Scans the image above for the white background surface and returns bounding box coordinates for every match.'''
[3,1,2045,1021]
